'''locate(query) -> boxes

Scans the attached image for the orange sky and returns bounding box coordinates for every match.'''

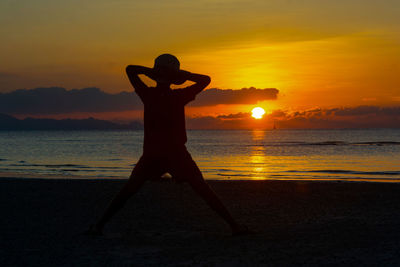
[1,0,400,124]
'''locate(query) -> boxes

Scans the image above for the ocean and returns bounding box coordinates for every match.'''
[1,129,399,182]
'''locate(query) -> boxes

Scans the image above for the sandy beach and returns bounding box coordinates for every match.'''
[1,177,400,266]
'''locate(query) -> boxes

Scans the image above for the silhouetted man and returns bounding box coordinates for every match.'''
[88,54,248,235]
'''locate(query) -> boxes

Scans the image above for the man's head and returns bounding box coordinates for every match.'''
[153,54,186,86]
[154,54,180,72]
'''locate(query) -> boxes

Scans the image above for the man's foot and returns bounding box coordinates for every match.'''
[232,224,252,236]
[83,225,103,236]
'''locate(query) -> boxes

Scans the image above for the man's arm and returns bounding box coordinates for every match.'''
[178,70,211,95]
[125,65,156,95]
[174,71,211,104]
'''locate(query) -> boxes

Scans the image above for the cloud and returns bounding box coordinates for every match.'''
[0,86,279,115]
[217,112,251,119]
[189,87,279,107]
[186,106,400,129]
[333,106,400,116]
[272,106,400,128]
[0,87,142,114]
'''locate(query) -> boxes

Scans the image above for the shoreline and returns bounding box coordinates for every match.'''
[1,171,400,183]
[1,177,400,265]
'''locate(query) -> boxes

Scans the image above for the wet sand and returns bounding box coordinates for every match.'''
[1,177,400,266]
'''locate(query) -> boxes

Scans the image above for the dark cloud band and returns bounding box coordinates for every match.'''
[189,87,278,106]
[0,86,279,114]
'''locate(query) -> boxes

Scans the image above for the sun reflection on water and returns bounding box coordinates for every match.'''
[250,130,267,179]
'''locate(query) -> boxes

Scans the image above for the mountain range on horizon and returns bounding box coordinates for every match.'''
[0,113,143,131]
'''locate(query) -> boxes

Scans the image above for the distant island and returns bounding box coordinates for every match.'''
[0,114,143,130]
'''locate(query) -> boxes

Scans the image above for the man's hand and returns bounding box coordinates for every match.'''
[178,70,211,97]
[179,70,211,88]
[126,65,157,80]
[126,65,155,93]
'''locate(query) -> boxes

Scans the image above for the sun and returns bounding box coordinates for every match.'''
[251,107,265,119]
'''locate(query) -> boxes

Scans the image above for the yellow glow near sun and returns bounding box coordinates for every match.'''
[251,107,265,119]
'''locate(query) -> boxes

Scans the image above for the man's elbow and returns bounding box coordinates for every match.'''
[126,65,134,74]
[201,75,211,87]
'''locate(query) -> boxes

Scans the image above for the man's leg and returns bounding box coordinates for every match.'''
[93,173,146,233]
[91,158,149,234]
[187,174,240,228]
[172,152,248,234]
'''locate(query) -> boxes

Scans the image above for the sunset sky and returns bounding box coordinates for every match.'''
[1,0,400,128]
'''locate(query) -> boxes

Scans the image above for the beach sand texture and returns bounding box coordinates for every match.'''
[1,178,400,266]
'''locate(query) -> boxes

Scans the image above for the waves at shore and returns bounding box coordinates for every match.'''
[1,129,400,182]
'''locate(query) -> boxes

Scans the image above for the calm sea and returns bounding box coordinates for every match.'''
[1,129,399,182]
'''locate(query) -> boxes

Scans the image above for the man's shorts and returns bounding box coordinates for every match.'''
[130,147,202,183]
